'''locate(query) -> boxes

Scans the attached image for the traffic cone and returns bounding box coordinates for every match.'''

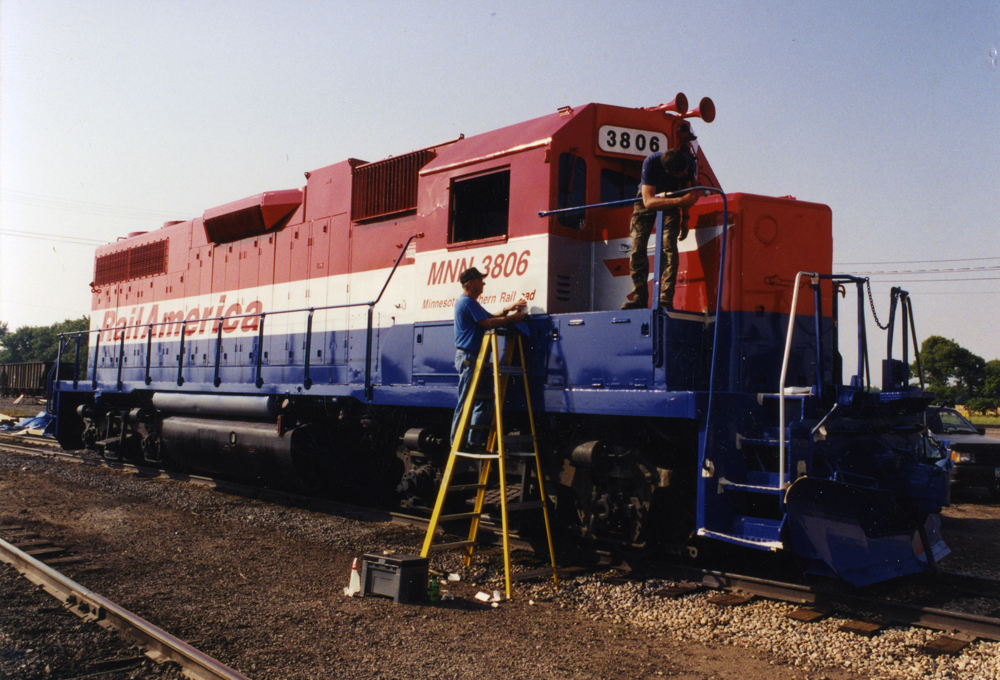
[343,557,362,597]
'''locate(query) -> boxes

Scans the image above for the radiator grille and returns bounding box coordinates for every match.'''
[94,239,168,286]
[351,149,434,222]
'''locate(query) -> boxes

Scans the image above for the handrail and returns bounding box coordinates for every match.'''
[778,272,818,494]
[537,195,643,216]
[365,232,424,400]
[303,309,315,390]
[55,233,425,400]
[906,295,924,390]
[776,273,920,496]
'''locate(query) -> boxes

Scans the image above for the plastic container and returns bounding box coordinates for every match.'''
[360,554,429,604]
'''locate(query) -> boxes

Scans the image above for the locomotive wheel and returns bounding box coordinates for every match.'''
[566,448,659,547]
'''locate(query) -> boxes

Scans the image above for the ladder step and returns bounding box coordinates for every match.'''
[439,512,483,522]
[696,527,784,550]
[427,540,476,552]
[720,471,783,494]
[719,480,783,495]
[455,451,501,460]
[757,388,812,400]
[448,483,487,492]
[734,515,783,542]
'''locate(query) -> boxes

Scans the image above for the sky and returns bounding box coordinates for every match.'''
[2,0,998,370]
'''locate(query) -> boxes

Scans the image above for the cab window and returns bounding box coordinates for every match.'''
[601,167,640,202]
[557,153,587,229]
[450,169,510,243]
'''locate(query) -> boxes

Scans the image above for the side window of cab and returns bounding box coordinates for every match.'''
[450,169,510,244]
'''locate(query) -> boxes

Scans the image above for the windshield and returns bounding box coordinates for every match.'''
[931,408,980,435]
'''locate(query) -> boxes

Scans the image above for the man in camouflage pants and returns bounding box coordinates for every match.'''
[622,147,698,310]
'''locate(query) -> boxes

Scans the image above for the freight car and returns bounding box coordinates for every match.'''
[49,96,950,587]
[1,361,73,398]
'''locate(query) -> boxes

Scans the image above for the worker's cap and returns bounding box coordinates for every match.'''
[678,121,697,139]
[459,267,486,284]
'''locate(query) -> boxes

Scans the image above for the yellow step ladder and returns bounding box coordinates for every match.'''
[420,329,558,598]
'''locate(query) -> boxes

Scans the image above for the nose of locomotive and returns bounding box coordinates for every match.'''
[784,476,950,586]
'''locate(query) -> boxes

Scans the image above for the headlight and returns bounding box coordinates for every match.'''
[950,451,975,464]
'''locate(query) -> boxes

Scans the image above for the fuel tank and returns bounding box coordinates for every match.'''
[160,416,316,488]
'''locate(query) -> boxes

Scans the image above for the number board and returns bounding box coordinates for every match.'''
[598,125,664,157]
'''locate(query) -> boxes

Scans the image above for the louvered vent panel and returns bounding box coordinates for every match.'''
[94,239,169,286]
[351,149,434,222]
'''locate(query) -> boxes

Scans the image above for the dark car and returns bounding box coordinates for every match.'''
[927,406,1000,497]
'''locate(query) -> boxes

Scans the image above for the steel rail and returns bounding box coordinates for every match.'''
[646,561,1000,642]
[0,537,252,680]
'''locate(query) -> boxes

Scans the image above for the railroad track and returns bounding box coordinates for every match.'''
[0,534,250,680]
[632,560,1000,649]
[6,437,1000,655]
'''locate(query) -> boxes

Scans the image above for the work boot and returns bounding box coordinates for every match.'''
[621,298,647,310]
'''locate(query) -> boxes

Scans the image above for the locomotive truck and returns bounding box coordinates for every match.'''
[49,95,950,586]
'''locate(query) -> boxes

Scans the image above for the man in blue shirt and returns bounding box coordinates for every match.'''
[452,267,526,450]
[622,147,699,310]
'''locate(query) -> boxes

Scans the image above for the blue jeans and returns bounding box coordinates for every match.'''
[451,349,489,448]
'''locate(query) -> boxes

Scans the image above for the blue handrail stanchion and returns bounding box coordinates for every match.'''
[73,335,81,389]
[90,331,100,390]
[303,309,314,390]
[145,324,154,385]
[213,318,224,388]
[255,313,266,388]
[177,322,187,386]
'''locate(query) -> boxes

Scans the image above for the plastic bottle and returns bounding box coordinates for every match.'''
[428,576,440,604]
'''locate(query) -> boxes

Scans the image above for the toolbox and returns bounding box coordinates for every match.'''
[360,553,429,604]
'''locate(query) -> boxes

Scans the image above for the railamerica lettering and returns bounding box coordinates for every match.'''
[99,295,264,342]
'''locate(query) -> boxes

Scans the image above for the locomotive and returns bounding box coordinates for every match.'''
[49,95,950,587]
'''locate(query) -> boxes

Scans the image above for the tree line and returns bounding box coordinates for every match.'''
[0,317,90,365]
[912,336,1000,414]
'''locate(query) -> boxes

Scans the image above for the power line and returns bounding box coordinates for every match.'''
[834,255,1000,266]
[1,189,190,222]
[851,265,1000,275]
[860,276,1000,282]
[904,291,1000,295]
[0,229,107,246]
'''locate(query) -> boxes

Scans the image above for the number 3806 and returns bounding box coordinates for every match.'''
[481,250,530,279]
[605,129,660,152]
